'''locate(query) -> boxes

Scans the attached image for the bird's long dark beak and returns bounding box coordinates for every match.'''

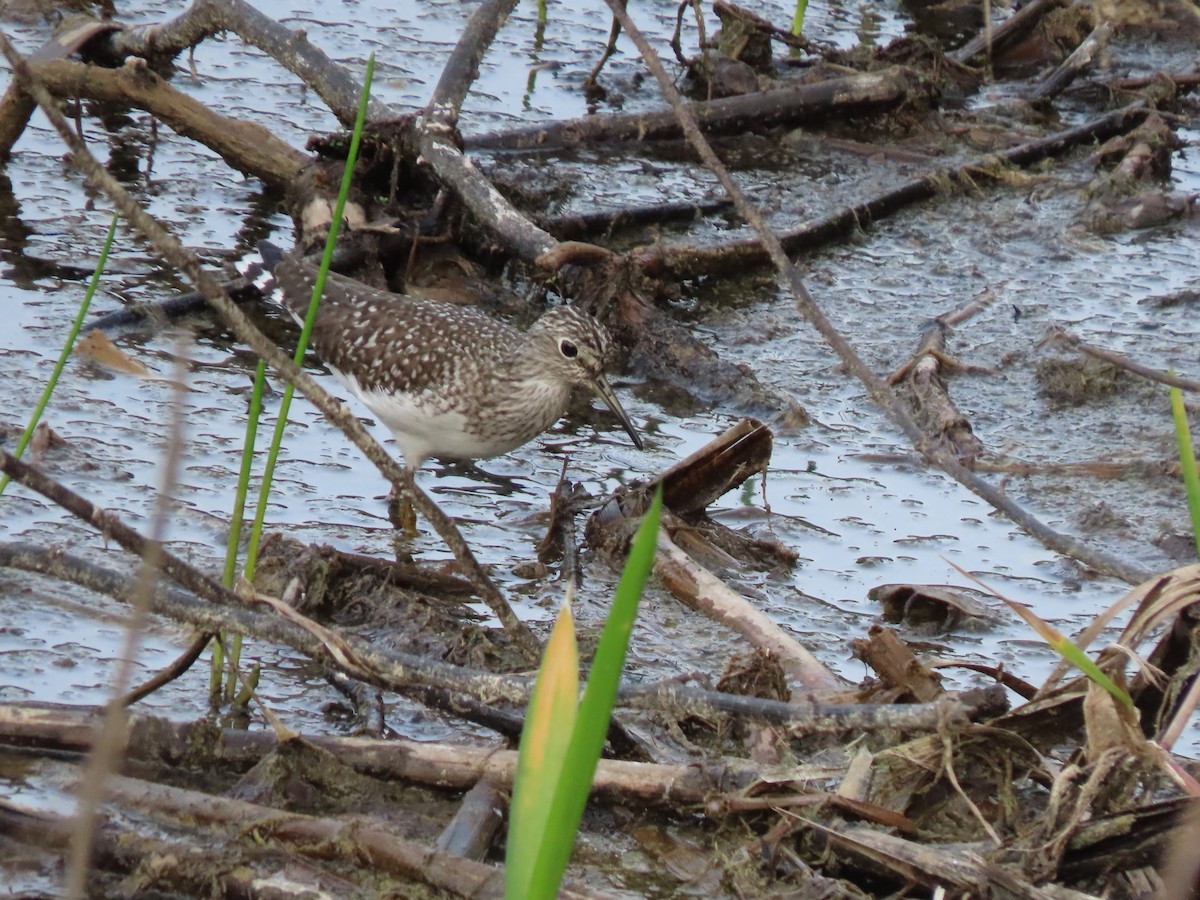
[592,374,643,450]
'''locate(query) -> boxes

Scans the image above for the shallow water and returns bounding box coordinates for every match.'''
[0,0,1197,831]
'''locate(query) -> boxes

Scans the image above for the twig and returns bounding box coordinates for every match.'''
[584,1,625,90]
[1041,325,1200,393]
[65,342,190,899]
[119,634,211,707]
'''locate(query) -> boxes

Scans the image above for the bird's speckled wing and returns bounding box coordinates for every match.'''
[275,256,520,409]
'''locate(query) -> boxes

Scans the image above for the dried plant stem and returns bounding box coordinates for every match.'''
[64,344,190,899]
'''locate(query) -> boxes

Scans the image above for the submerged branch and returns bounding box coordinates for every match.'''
[468,67,919,150]
[0,542,988,730]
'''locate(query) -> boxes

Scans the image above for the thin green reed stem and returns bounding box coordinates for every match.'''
[0,211,119,497]
[215,356,267,697]
[224,358,268,587]
[791,0,808,36]
[244,53,377,580]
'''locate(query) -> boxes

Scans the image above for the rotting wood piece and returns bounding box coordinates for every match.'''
[1030,20,1113,101]
[888,311,990,465]
[434,775,507,862]
[951,0,1068,66]
[654,417,774,516]
[851,625,944,704]
[871,582,1004,631]
[800,821,1048,895]
[588,418,794,571]
[1080,112,1189,232]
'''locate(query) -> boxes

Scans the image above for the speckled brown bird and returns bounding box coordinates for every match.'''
[256,241,642,473]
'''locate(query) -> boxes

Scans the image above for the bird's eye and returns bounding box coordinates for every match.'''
[559,339,578,359]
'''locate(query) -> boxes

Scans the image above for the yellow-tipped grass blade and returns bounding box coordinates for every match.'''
[506,597,579,899]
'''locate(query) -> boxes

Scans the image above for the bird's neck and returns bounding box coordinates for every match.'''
[485,356,574,432]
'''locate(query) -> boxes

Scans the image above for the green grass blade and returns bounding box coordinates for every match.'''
[1049,634,1134,711]
[1170,386,1200,560]
[214,357,267,698]
[519,486,662,899]
[0,211,120,497]
[506,599,579,899]
[223,358,267,587]
[791,0,809,36]
[243,52,376,580]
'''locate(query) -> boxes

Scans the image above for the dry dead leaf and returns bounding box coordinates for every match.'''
[1083,675,1144,762]
[74,329,151,376]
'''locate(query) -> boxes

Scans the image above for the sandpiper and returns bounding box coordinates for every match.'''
[254,242,642,496]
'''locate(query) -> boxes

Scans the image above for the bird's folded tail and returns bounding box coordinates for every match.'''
[237,240,287,298]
